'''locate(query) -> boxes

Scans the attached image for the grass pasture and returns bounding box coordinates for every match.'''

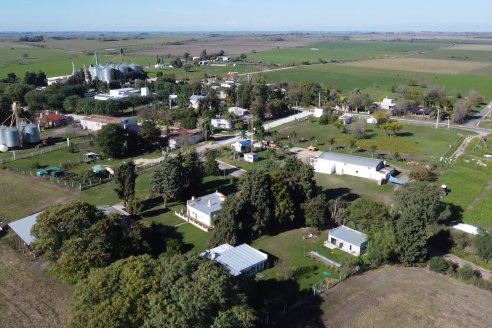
[0,169,77,220]
[277,266,492,328]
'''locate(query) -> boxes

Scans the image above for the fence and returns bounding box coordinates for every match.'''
[0,139,93,165]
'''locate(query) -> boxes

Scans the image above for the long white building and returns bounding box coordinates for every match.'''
[311,152,394,184]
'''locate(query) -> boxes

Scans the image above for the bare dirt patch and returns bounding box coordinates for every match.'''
[0,244,72,328]
[339,58,492,74]
[444,44,492,51]
[131,35,325,57]
[278,266,492,328]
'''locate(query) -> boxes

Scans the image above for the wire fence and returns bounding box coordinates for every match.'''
[0,139,93,165]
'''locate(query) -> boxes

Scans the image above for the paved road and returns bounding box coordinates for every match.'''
[463,101,492,129]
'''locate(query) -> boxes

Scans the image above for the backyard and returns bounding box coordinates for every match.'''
[253,228,351,291]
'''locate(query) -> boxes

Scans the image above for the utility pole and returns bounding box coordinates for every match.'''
[435,107,440,129]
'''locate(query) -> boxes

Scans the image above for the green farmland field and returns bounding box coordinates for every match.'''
[247,40,442,65]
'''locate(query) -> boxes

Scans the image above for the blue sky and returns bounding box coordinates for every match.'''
[1,0,491,32]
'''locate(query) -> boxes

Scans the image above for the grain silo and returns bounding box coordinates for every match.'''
[0,126,6,146]
[5,127,20,148]
[23,124,41,144]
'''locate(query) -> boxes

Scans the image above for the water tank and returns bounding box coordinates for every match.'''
[0,126,6,146]
[23,124,41,144]
[5,127,20,148]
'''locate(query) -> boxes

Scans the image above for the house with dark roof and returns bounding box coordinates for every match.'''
[311,152,394,184]
[325,225,368,256]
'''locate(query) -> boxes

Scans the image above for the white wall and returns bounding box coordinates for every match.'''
[328,235,366,256]
[187,207,220,227]
[314,159,387,182]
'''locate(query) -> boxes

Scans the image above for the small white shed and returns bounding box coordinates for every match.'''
[326,225,368,256]
[244,153,258,163]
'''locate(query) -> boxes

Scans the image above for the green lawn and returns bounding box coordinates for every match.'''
[253,228,352,291]
[276,119,468,163]
[439,138,492,229]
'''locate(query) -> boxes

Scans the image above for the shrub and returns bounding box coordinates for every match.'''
[428,256,450,273]
[126,197,144,216]
[457,264,476,281]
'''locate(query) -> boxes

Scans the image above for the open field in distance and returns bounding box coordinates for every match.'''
[338,57,492,74]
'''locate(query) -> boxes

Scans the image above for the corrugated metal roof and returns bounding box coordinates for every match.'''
[215,244,268,276]
[8,212,41,245]
[329,225,367,247]
[318,152,383,168]
[188,192,225,214]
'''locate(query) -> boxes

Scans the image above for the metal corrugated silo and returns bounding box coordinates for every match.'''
[5,127,20,148]
[23,124,41,144]
[0,126,6,145]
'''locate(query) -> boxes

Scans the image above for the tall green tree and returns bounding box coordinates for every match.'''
[212,193,253,245]
[303,193,329,230]
[269,172,296,227]
[114,161,137,206]
[140,120,161,151]
[204,150,221,176]
[345,198,390,233]
[151,156,182,207]
[240,170,274,236]
[32,201,105,260]
[181,150,204,199]
[52,214,148,284]
[393,181,444,225]
[396,211,428,265]
[96,124,126,159]
[367,221,399,266]
[69,255,160,328]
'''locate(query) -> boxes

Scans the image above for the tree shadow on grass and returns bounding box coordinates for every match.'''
[323,187,359,202]
[203,177,238,195]
[397,131,414,137]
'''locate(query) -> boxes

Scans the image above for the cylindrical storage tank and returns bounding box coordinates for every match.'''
[19,123,28,143]
[118,63,130,74]
[5,127,20,148]
[24,124,41,144]
[130,63,142,72]
[0,126,6,146]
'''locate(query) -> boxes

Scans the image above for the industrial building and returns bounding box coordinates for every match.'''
[201,243,268,276]
[94,87,149,101]
[79,115,138,132]
[311,152,394,184]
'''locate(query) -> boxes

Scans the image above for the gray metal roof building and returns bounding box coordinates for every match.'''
[202,243,268,276]
[187,192,225,215]
[318,152,383,169]
[8,212,41,245]
[329,225,367,247]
